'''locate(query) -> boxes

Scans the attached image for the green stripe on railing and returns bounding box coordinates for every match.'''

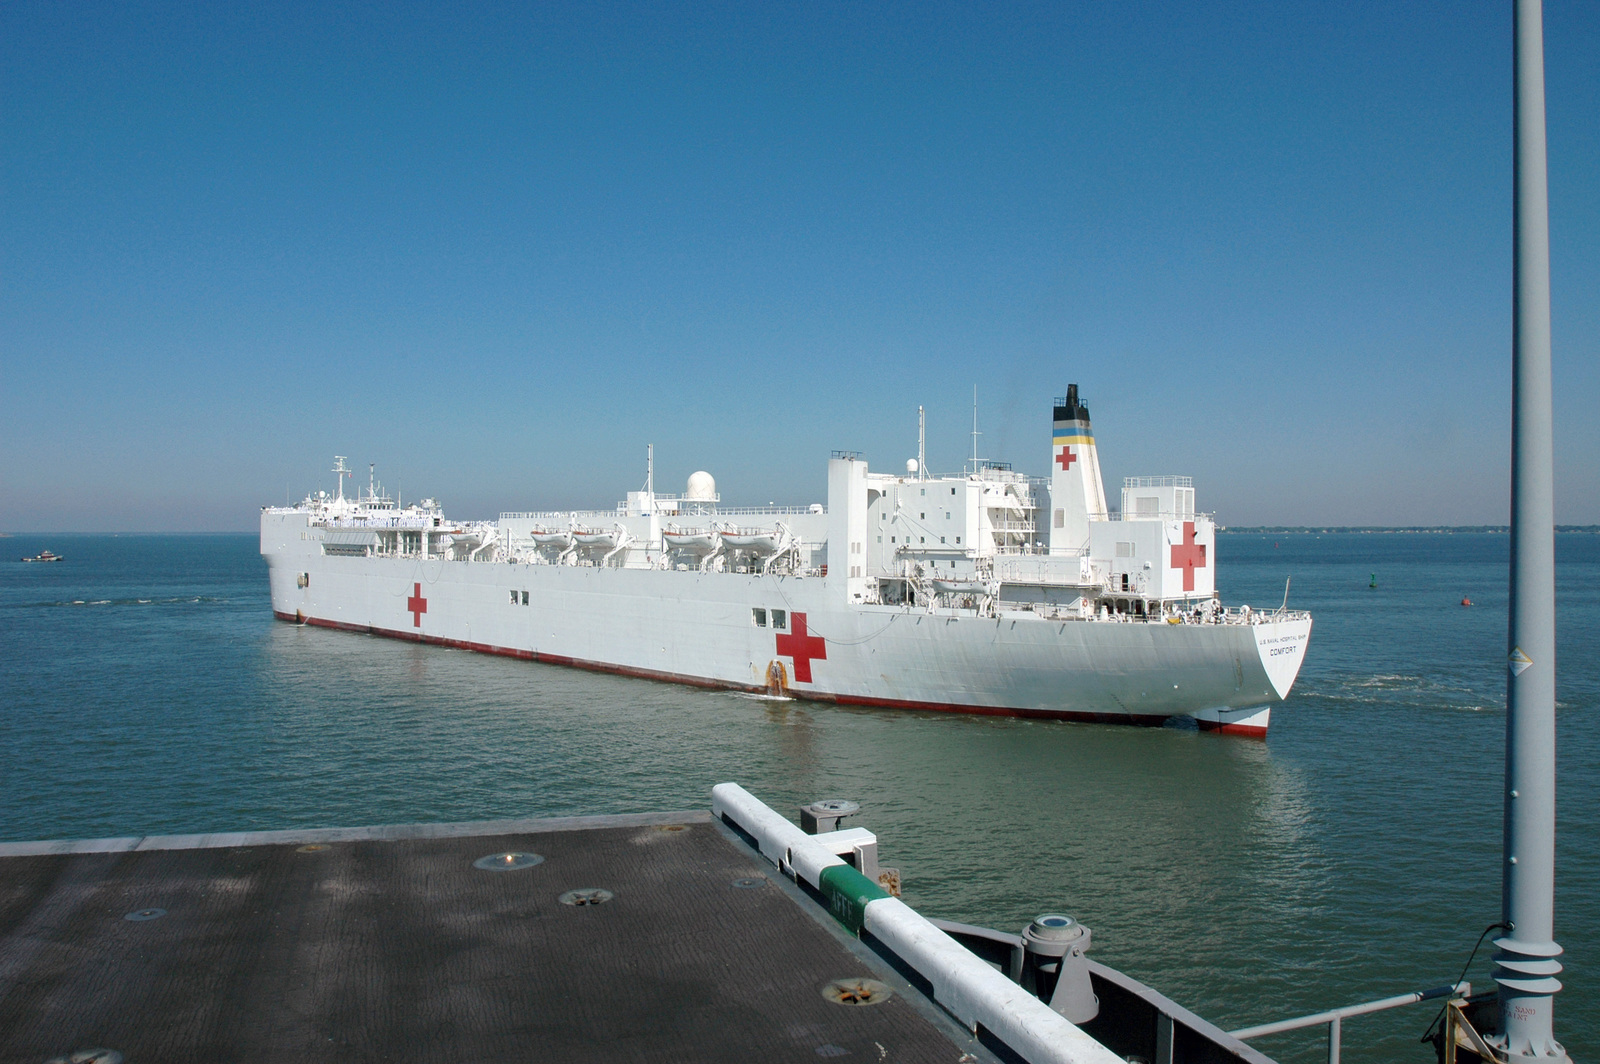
[818,864,890,934]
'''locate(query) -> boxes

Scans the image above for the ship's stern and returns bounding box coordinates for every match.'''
[1194,614,1313,737]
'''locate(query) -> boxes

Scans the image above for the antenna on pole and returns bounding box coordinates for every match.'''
[332,456,350,503]
[918,406,926,481]
[645,443,654,495]
[968,386,982,473]
[1493,1,1570,1059]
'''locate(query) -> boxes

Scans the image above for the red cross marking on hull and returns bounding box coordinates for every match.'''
[1055,447,1076,472]
[407,583,428,627]
[1170,522,1207,592]
[775,612,827,683]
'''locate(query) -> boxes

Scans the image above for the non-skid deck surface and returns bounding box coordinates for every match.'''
[0,813,974,1063]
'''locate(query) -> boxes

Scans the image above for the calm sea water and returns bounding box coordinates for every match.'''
[2,531,1595,1062]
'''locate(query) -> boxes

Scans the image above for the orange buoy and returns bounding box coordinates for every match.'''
[1461,598,1472,607]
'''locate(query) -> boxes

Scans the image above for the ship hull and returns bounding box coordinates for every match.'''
[263,514,1309,735]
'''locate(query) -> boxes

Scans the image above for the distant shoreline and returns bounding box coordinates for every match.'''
[6,526,1600,537]
[1219,526,1600,534]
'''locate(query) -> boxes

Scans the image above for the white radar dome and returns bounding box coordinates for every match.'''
[906,459,919,474]
[686,471,717,501]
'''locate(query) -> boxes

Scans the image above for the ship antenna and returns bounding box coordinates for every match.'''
[968,386,982,473]
[1494,0,1570,1058]
[368,463,375,503]
[646,443,654,495]
[332,456,350,503]
[918,406,926,481]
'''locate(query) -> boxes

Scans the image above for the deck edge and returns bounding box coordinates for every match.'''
[0,809,710,856]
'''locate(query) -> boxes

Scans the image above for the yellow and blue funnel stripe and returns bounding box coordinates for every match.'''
[1053,421,1094,446]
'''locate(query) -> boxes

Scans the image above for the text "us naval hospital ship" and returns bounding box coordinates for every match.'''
[261,387,1311,736]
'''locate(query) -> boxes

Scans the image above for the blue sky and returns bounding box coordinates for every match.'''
[4,1,1597,531]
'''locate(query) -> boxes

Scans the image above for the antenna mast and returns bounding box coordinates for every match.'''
[968,386,982,472]
[646,443,654,495]
[918,406,926,480]
[332,456,350,503]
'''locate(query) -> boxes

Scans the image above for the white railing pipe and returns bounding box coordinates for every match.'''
[1229,981,1468,1061]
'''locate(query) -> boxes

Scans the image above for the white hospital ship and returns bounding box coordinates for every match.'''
[260,387,1311,736]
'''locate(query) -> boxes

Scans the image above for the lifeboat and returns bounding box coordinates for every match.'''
[572,529,619,549]
[662,529,719,553]
[530,530,572,547]
[719,529,784,556]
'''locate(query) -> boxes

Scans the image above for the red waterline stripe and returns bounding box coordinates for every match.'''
[274,610,1244,734]
[1195,719,1269,740]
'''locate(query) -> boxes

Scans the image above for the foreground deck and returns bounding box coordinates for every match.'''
[0,812,986,1063]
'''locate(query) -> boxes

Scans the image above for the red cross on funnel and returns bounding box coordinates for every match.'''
[407,583,428,627]
[775,612,826,683]
[1170,522,1207,592]
[1055,447,1076,472]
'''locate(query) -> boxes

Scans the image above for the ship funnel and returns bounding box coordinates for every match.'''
[1047,384,1109,554]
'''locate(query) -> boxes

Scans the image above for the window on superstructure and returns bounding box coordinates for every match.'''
[522,591,529,605]
[510,590,518,605]
[950,488,956,495]
[772,610,787,629]
[752,608,767,627]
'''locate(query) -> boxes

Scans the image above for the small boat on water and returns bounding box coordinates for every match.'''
[21,550,63,563]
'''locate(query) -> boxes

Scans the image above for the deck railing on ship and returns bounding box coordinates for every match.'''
[501,505,826,521]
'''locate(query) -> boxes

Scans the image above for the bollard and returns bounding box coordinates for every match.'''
[1023,914,1098,1023]
[801,799,860,834]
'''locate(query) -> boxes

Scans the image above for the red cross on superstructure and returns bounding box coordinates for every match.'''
[407,582,428,627]
[1055,447,1076,472]
[775,612,827,683]
[1170,522,1207,592]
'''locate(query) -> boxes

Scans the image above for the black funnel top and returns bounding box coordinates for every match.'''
[1053,384,1091,423]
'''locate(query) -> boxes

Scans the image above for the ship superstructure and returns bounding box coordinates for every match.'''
[261,388,1311,735]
